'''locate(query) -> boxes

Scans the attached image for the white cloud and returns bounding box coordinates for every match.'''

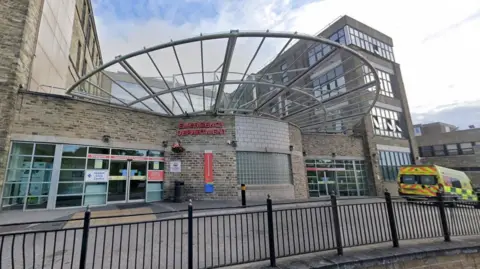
[92,0,480,115]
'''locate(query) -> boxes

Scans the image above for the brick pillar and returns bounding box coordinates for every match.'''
[289,124,308,199]
[0,0,43,203]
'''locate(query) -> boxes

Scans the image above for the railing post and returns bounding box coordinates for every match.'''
[330,192,343,256]
[79,206,91,269]
[188,199,193,269]
[266,195,276,267]
[241,184,246,208]
[437,191,451,242]
[476,192,480,209]
[384,190,399,247]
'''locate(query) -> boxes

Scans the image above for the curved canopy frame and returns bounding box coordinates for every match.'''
[66,30,381,133]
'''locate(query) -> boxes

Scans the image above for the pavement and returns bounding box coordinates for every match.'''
[2,197,477,269]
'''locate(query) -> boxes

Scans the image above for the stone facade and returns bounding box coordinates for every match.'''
[0,0,44,200]
[289,124,307,199]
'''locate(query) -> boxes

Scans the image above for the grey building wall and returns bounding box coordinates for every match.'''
[415,122,458,136]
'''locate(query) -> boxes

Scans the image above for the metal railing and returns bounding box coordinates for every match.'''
[2,192,480,269]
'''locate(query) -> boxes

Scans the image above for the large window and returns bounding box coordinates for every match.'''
[2,142,165,210]
[237,152,292,185]
[308,27,346,66]
[2,143,55,210]
[312,65,346,101]
[371,107,404,138]
[362,66,394,98]
[418,142,476,157]
[306,159,368,196]
[347,26,395,62]
[379,151,412,181]
[280,63,288,83]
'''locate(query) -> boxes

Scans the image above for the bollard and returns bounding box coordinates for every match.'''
[437,191,451,242]
[188,199,193,269]
[384,190,399,247]
[330,192,343,256]
[79,206,91,269]
[241,184,246,208]
[266,195,276,267]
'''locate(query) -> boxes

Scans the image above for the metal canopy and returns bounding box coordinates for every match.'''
[66,30,381,133]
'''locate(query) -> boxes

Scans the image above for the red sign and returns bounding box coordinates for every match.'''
[87,154,165,161]
[204,150,213,183]
[177,129,225,136]
[177,121,226,136]
[179,122,224,129]
[148,170,164,181]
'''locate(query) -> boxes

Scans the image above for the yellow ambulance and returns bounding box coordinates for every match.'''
[397,165,477,201]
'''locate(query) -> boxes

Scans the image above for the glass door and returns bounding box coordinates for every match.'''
[108,160,128,202]
[323,170,338,195]
[128,161,147,201]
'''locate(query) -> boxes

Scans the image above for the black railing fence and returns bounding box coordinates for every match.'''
[2,191,480,269]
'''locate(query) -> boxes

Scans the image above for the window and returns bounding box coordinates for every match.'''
[237,152,292,185]
[433,145,446,156]
[379,151,412,181]
[362,67,394,98]
[414,127,422,136]
[76,41,82,71]
[82,59,87,76]
[446,144,458,155]
[347,26,395,62]
[91,42,96,63]
[308,26,347,66]
[85,18,92,47]
[80,1,87,27]
[445,126,451,132]
[460,142,474,155]
[280,63,288,83]
[312,64,345,101]
[2,143,56,210]
[371,107,404,138]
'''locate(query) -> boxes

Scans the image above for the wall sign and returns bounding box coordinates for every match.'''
[177,121,226,136]
[148,170,164,181]
[85,170,109,182]
[204,150,214,193]
[87,154,164,161]
[170,161,181,173]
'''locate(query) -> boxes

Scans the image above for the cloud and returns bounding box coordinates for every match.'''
[91,0,480,123]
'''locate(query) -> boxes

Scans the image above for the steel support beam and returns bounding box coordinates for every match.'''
[172,44,195,112]
[145,50,185,114]
[101,71,154,111]
[119,60,174,115]
[213,31,238,111]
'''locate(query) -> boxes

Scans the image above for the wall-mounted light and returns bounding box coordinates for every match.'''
[331,152,336,158]
[289,145,294,151]
[102,135,111,143]
[227,140,237,147]
[302,151,306,156]
[162,141,168,148]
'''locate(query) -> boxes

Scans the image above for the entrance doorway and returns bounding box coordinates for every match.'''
[308,170,338,197]
[108,160,147,203]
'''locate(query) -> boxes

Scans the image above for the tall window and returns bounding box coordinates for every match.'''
[312,65,346,101]
[85,18,92,47]
[308,27,346,66]
[362,67,394,98]
[379,151,411,181]
[371,107,404,138]
[280,63,288,83]
[82,59,87,76]
[80,1,87,27]
[2,143,55,210]
[76,41,82,71]
[414,126,422,136]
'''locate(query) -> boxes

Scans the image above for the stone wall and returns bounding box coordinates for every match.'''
[367,252,480,269]
[302,133,365,157]
[289,124,307,199]
[0,0,44,199]
[9,91,238,200]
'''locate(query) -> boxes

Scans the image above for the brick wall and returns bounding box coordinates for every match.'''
[0,0,44,197]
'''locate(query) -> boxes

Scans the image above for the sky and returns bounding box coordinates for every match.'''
[91,0,480,129]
